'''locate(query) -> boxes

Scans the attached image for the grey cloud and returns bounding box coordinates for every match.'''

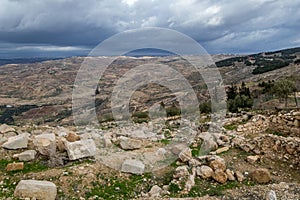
[0,0,299,57]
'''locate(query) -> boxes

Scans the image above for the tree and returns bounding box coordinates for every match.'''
[272,78,297,108]
[239,81,251,97]
[226,82,253,113]
[226,83,238,100]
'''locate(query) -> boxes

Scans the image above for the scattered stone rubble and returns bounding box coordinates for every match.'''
[269,111,300,137]
[234,134,300,167]
[0,110,299,199]
[236,115,269,134]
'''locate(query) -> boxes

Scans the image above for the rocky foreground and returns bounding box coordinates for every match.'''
[0,110,299,199]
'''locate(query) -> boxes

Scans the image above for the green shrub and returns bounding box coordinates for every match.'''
[199,101,211,114]
[166,106,181,117]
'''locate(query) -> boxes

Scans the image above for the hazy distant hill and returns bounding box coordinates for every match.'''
[0,57,63,66]
[216,47,300,75]
[0,47,299,125]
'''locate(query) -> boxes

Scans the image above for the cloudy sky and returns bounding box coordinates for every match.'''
[0,0,300,58]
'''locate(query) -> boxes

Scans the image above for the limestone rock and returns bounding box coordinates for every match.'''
[209,159,226,172]
[171,143,187,155]
[34,133,56,157]
[148,185,162,198]
[247,155,260,164]
[178,148,192,162]
[6,162,24,171]
[201,135,218,153]
[121,159,145,174]
[103,138,113,148]
[235,171,244,182]
[184,173,195,192]
[212,169,228,184]
[65,139,96,160]
[14,180,57,200]
[0,124,15,134]
[173,165,189,179]
[226,169,235,181]
[266,190,277,200]
[13,150,36,161]
[2,133,29,150]
[119,136,142,150]
[196,165,213,179]
[66,132,80,142]
[216,146,230,154]
[250,168,271,184]
[56,138,67,152]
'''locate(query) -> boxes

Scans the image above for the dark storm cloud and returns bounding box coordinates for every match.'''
[0,0,299,57]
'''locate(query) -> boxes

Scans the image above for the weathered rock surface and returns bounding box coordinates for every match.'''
[148,185,162,198]
[235,171,245,182]
[250,168,271,184]
[266,190,277,200]
[121,159,145,174]
[64,139,96,160]
[34,133,56,156]
[196,165,213,179]
[178,148,192,162]
[14,180,57,200]
[212,169,228,184]
[0,124,15,134]
[66,132,80,142]
[2,133,29,149]
[6,162,24,171]
[174,165,189,179]
[216,146,230,154]
[119,136,142,150]
[209,158,226,172]
[13,150,37,161]
[225,169,235,181]
[247,155,260,164]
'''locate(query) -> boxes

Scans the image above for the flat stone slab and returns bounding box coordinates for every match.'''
[121,159,145,174]
[13,150,37,161]
[119,136,142,150]
[2,133,29,150]
[65,139,96,160]
[14,180,57,200]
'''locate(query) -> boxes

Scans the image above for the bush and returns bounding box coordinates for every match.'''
[166,106,181,117]
[132,111,149,119]
[199,101,211,114]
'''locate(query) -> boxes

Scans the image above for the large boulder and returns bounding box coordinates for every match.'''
[119,136,142,150]
[201,135,218,153]
[14,180,57,200]
[2,133,29,150]
[209,158,226,172]
[250,168,271,184]
[34,133,56,157]
[212,169,228,184]
[64,139,96,160]
[196,165,213,179]
[121,159,145,174]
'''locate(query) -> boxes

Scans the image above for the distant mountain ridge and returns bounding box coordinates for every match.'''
[216,47,300,74]
[0,57,63,66]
